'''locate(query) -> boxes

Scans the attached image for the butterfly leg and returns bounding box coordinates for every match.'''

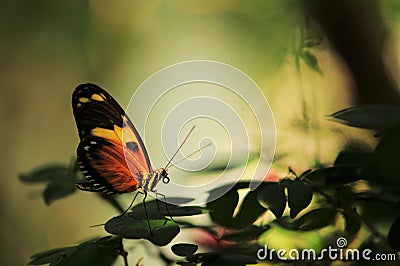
[155,191,177,224]
[142,191,153,236]
[118,190,143,217]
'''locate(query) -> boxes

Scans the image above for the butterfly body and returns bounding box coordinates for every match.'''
[72,83,168,195]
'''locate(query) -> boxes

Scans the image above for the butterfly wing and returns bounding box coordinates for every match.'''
[72,83,152,194]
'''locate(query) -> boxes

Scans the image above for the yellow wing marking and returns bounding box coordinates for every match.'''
[78,97,90,103]
[91,93,105,101]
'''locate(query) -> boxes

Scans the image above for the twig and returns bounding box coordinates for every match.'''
[116,248,129,266]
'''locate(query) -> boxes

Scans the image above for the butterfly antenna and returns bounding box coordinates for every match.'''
[164,125,196,169]
[167,142,212,170]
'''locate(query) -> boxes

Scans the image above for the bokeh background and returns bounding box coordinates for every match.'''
[1,0,399,265]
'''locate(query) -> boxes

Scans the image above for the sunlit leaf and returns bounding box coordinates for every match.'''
[292,207,337,231]
[171,243,198,256]
[257,182,286,218]
[330,105,400,129]
[105,215,179,246]
[287,179,313,218]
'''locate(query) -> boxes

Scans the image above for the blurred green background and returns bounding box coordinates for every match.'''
[1,0,399,265]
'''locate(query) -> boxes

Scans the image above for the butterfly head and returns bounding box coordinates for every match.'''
[157,168,170,184]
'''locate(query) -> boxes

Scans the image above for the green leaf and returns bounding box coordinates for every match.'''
[20,165,69,183]
[130,199,206,218]
[233,190,267,229]
[257,182,286,218]
[363,123,400,190]
[287,179,313,218]
[171,243,198,256]
[334,150,371,168]
[206,187,239,227]
[303,166,360,186]
[186,252,219,264]
[343,212,361,238]
[28,236,121,266]
[28,247,73,265]
[105,215,180,246]
[300,50,322,74]
[388,217,400,251]
[202,254,257,266]
[20,161,80,205]
[292,208,337,231]
[43,179,76,205]
[330,105,400,129]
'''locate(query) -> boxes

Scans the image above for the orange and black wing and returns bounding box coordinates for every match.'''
[72,83,153,194]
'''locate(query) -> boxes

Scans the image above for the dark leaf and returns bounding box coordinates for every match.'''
[28,247,73,265]
[20,165,69,183]
[43,179,76,205]
[257,182,286,218]
[343,212,361,238]
[207,188,239,227]
[363,123,400,191]
[335,186,358,207]
[287,179,313,218]
[171,243,198,257]
[304,166,360,186]
[323,166,360,184]
[300,50,322,74]
[28,236,121,266]
[105,215,179,246]
[202,253,256,266]
[176,262,196,266]
[233,190,267,229]
[186,252,219,264]
[388,217,400,251]
[334,150,371,168]
[273,216,292,230]
[219,254,257,264]
[130,199,206,219]
[292,207,337,231]
[330,105,400,129]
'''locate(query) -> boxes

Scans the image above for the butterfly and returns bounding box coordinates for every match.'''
[72,83,172,197]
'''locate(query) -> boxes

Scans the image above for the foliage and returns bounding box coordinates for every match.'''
[20,105,400,265]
